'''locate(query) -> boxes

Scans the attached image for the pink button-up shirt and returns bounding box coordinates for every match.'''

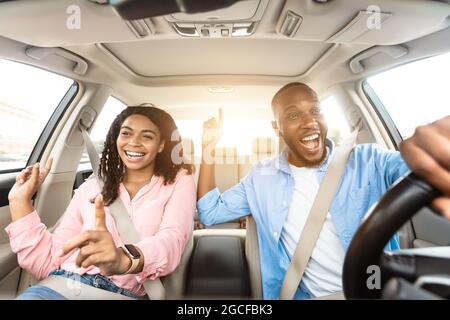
[5,170,196,296]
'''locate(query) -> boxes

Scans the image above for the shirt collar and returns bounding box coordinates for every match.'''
[275,138,335,175]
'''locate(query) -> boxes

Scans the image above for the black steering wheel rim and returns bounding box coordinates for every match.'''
[342,173,440,299]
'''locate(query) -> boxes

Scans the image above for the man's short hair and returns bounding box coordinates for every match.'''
[271,82,318,112]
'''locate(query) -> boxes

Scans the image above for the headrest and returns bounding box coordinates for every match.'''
[252,137,275,155]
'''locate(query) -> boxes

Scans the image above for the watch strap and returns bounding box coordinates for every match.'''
[121,246,140,275]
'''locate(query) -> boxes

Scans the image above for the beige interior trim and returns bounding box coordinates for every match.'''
[193,228,246,249]
[1,0,448,47]
[277,0,450,45]
[355,80,395,149]
[0,204,20,298]
[0,267,20,299]
[96,41,337,78]
[95,43,137,78]
[33,84,111,224]
[0,0,143,47]
[301,43,339,79]
[2,26,447,110]
[0,242,17,283]
[0,206,12,245]
[326,10,393,44]
[161,224,194,299]
[322,83,378,144]
[25,47,89,76]
[17,268,37,296]
[308,26,450,95]
[349,45,408,74]
[193,228,246,238]
[245,216,263,299]
[16,84,112,290]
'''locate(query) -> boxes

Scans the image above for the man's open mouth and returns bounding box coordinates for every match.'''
[298,133,321,153]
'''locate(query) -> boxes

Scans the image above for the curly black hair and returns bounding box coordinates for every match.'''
[98,105,193,206]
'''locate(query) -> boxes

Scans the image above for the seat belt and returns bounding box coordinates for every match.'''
[245,215,263,299]
[279,126,360,300]
[79,122,166,300]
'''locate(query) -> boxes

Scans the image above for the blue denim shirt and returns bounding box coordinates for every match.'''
[197,139,410,299]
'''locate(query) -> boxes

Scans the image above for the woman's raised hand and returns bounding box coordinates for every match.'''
[8,158,53,221]
[59,195,132,276]
[202,108,223,150]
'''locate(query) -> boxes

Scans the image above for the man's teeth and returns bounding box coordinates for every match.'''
[125,151,145,158]
[301,134,319,142]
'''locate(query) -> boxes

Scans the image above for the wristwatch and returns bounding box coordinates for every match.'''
[121,244,141,274]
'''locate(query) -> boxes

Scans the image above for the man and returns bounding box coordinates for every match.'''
[196,82,448,299]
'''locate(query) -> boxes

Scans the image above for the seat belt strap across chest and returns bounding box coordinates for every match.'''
[279,127,359,300]
[79,122,165,300]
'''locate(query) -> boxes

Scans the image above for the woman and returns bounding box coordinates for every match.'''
[6,105,196,299]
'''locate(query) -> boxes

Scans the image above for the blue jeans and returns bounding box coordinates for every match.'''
[16,269,145,300]
[294,281,314,300]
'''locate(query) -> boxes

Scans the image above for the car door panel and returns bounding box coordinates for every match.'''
[0,192,20,298]
[412,208,450,247]
[0,205,19,298]
[0,173,16,207]
[0,243,17,281]
[0,266,20,299]
[0,62,77,297]
[413,239,438,248]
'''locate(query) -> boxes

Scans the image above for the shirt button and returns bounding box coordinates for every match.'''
[274,232,278,237]
[282,201,287,206]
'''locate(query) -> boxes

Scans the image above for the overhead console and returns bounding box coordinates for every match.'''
[165,0,269,38]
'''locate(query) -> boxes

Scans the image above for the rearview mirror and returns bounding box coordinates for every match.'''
[106,0,244,20]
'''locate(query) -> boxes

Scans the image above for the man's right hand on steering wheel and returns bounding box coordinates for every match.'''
[400,116,450,219]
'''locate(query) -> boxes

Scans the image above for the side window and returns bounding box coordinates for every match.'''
[79,96,126,168]
[0,59,73,172]
[364,52,450,248]
[364,52,450,139]
[321,96,351,146]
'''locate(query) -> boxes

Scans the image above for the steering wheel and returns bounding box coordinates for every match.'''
[343,173,450,299]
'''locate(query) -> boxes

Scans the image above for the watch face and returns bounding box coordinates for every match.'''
[125,244,141,259]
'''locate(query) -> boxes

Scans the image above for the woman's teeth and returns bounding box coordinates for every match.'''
[125,151,145,158]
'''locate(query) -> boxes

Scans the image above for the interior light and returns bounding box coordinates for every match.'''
[173,23,199,37]
[231,23,254,37]
[208,86,234,93]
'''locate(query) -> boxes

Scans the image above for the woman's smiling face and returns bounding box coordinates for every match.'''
[116,114,164,172]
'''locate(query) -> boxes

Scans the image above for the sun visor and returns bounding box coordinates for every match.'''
[326,10,393,43]
[0,0,156,47]
[275,0,450,45]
